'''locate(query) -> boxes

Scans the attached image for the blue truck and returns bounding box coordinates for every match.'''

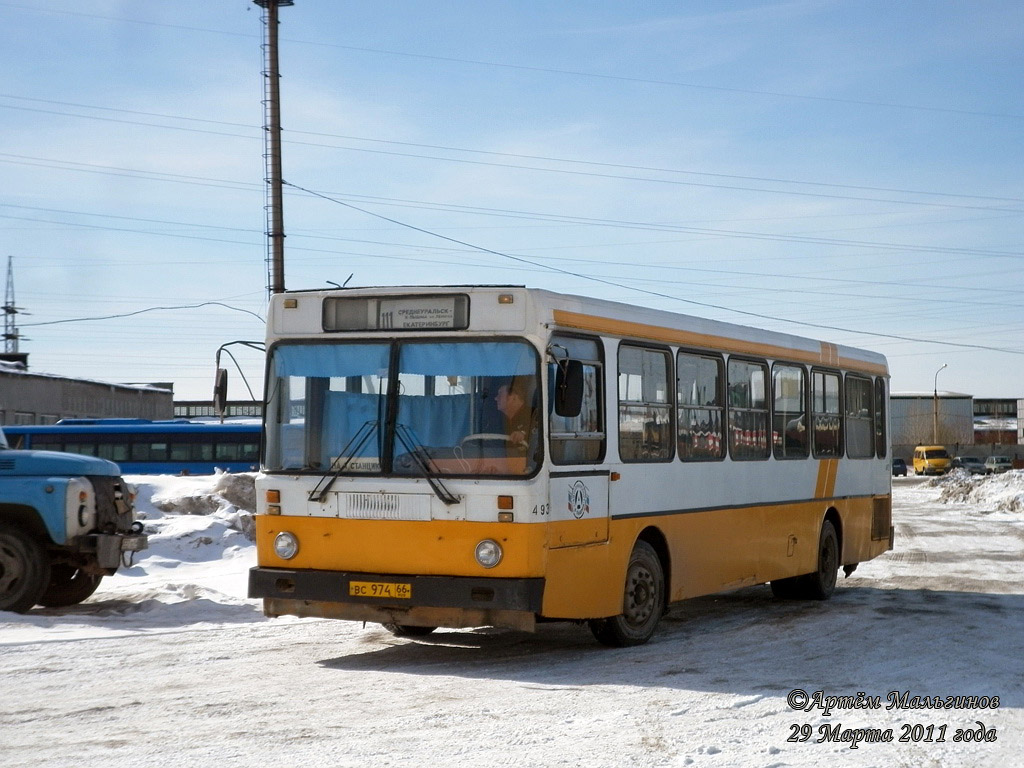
[0,424,147,613]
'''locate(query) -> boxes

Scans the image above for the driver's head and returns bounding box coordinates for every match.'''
[495,383,523,417]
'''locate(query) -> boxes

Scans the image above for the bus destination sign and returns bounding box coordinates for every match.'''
[379,297,458,329]
[323,293,470,331]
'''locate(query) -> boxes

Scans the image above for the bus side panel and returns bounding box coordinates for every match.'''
[652,509,763,600]
[836,495,893,564]
[759,501,835,584]
[539,542,620,618]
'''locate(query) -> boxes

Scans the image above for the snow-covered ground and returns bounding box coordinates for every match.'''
[2,472,1023,768]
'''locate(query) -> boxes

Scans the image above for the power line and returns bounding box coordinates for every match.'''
[3,94,1022,206]
[2,184,1021,262]
[21,302,264,327]
[4,100,1022,215]
[1,4,1020,120]
[283,180,1024,355]
[3,202,1022,305]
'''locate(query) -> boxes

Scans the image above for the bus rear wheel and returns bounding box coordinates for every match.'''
[589,540,664,647]
[38,565,103,607]
[382,623,437,637]
[770,520,839,601]
[0,524,51,614]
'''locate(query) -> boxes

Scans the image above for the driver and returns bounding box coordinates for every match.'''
[495,380,535,452]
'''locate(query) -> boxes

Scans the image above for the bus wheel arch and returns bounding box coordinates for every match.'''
[823,507,844,564]
[637,526,671,600]
[589,528,668,647]
[771,509,841,601]
[804,513,840,600]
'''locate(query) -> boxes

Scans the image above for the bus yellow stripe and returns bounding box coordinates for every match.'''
[826,459,839,498]
[814,460,829,498]
[551,310,887,376]
[813,459,839,498]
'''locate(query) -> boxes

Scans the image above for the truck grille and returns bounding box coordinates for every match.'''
[88,476,134,533]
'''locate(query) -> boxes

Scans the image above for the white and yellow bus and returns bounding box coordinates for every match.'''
[249,286,893,646]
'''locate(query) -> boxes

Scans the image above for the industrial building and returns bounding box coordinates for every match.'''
[0,362,172,425]
[892,392,1021,464]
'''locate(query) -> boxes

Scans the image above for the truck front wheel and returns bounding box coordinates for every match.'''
[0,524,51,613]
[39,565,103,607]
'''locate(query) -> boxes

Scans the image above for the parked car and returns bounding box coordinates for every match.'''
[984,456,1013,474]
[952,456,987,475]
[892,458,907,477]
[913,445,951,476]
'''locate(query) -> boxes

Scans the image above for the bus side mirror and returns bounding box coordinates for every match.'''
[554,360,584,418]
[213,368,228,417]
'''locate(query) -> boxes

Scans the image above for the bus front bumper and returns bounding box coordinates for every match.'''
[248,566,545,632]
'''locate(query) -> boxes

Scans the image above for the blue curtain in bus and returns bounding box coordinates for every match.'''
[272,344,390,378]
[323,391,382,458]
[395,394,472,447]
[398,342,536,377]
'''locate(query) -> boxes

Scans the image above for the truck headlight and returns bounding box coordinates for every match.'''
[274,532,299,560]
[65,477,96,537]
[474,539,503,568]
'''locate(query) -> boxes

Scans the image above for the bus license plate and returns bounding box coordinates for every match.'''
[349,581,412,599]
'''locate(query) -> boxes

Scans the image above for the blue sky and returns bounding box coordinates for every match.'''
[1,1,1022,401]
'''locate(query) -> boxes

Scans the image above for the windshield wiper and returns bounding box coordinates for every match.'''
[308,420,379,503]
[394,424,461,506]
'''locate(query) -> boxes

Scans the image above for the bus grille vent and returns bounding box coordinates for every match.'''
[0,459,15,471]
[342,493,431,521]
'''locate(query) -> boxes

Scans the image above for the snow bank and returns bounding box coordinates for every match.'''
[931,469,1024,513]
[120,471,259,601]
[139,470,257,539]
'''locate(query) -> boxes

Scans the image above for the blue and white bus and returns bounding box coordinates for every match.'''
[2,419,260,475]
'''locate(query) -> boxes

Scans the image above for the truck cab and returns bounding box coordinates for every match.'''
[0,425,147,613]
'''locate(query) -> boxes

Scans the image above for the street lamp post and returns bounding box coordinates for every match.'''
[933,363,947,444]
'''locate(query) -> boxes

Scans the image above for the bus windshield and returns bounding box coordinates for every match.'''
[264,339,541,477]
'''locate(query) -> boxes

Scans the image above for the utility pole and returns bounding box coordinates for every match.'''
[254,0,293,298]
[3,256,19,353]
[2,255,28,368]
[932,363,947,444]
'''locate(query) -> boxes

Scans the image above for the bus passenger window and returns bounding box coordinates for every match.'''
[98,442,129,462]
[772,364,808,459]
[727,359,770,460]
[548,335,604,464]
[215,442,242,461]
[677,352,724,461]
[618,345,672,462]
[874,377,887,458]
[131,441,169,461]
[169,441,192,461]
[845,375,873,458]
[812,371,842,457]
[65,441,98,457]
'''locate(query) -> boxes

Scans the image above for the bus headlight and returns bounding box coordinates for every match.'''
[474,539,503,569]
[274,532,299,560]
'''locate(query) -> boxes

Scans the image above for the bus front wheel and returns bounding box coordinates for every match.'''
[589,540,664,647]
